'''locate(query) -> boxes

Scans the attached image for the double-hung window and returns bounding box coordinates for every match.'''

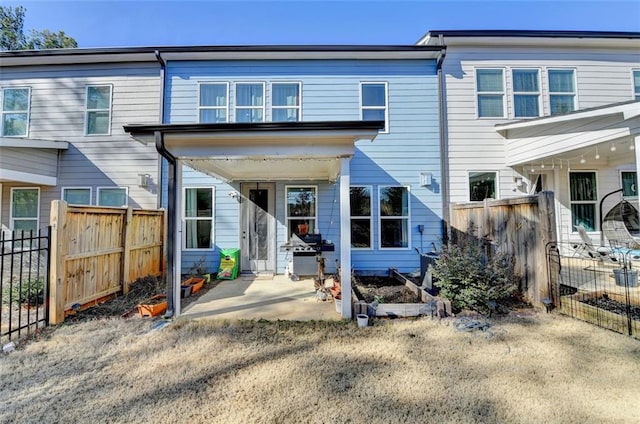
[286,186,317,239]
[11,188,39,233]
[360,82,388,132]
[85,85,112,135]
[97,187,128,207]
[62,187,92,205]
[2,87,30,136]
[512,69,540,118]
[633,70,640,101]
[469,171,498,201]
[570,171,597,232]
[621,171,637,198]
[548,69,576,115]
[184,187,214,249]
[271,82,301,122]
[379,186,409,249]
[476,69,505,118]
[350,186,372,249]
[235,83,264,122]
[199,83,228,123]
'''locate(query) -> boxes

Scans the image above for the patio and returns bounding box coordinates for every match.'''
[181,274,341,321]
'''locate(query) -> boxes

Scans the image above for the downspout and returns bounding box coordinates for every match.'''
[153,50,176,319]
[436,38,449,244]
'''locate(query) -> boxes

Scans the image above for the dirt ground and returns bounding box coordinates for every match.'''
[1,310,639,423]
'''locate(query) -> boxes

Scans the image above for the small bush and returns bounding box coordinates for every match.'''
[432,241,517,315]
[2,278,45,307]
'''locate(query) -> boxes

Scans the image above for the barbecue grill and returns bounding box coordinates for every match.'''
[280,234,334,276]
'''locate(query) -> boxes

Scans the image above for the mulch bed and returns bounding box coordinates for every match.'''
[582,295,640,320]
[353,275,422,304]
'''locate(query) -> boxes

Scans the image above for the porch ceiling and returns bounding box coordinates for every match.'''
[498,101,640,167]
[124,120,384,182]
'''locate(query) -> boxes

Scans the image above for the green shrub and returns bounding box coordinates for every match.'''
[432,241,517,315]
[1,278,45,307]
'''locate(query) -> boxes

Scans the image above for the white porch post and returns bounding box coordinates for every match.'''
[339,157,352,319]
[174,159,183,317]
[635,136,640,217]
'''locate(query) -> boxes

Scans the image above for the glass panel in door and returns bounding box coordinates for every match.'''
[241,183,275,273]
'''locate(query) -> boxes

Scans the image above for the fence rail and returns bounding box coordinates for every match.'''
[449,191,557,307]
[49,201,165,324]
[1,228,50,346]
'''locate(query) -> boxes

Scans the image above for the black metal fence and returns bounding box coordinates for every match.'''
[1,227,50,347]
[546,242,640,339]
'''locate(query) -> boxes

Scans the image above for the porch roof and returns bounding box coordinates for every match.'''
[496,100,640,167]
[124,120,384,182]
[0,137,69,186]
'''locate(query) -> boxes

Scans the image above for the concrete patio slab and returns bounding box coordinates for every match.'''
[180,274,341,321]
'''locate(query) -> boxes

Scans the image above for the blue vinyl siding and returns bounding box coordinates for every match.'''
[165,59,441,274]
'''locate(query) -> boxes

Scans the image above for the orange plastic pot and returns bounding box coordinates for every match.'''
[183,277,205,294]
[137,294,167,318]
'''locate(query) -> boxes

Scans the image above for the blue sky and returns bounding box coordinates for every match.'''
[5,0,640,47]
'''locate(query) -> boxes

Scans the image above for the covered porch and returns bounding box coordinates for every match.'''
[124,120,383,319]
[498,100,640,247]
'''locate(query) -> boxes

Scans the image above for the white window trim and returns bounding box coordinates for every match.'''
[270,81,302,122]
[378,185,411,250]
[474,68,506,119]
[97,186,129,207]
[360,81,389,134]
[234,81,266,123]
[350,185,373,250]
[511,68,542,118]
[284,185,318,242]
[62,187,93,205]
[620,169,638,199]
[197,81,229,123]
[632,69,640,101]
[85,84,113,136]
[547,68,578,114]
[467,170,500,202]
[1,86,31,137]
[568,170,598,233]
[10,187,40,232]
[182,186,215,251]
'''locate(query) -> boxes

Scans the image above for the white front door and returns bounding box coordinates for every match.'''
[241,182,276,274]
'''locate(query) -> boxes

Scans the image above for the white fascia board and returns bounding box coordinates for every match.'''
[0,168,57,186]
[160,50,441,61]
[0,138,69,149]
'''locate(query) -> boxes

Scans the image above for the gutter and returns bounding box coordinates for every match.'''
[436,38,450,243]
[153,51,177,319]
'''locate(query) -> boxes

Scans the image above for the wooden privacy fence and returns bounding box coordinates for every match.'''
[449,191,556,307]
[49,201,165,324]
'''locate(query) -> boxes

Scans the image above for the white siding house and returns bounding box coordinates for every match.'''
[419,30,640,247]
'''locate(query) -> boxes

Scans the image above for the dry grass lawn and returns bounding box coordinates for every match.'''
[1,312,639,423]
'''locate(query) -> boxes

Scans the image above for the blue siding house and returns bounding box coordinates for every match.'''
[124,45,445,317]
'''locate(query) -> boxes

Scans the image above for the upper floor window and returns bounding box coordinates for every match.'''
[1,87,30,137]
[236,82,264,123]
[548,69,576,115]
[361,82,388,132]
[62,187,92,205]
[199,83,228,123]
[512,69,540,118]
[633,70,640,101]
[271,82,301,122]
[97,187,128,207]
[379,186,409,249]
[85,85,112,135]
[476,69,505,118]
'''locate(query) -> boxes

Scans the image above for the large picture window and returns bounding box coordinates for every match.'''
[11,188,39,233]
[469,171,497,201]
[548,69,576,115]
[570,171,597,232]
[97,187,128,207]
[512,69,540,118]
[235,83,264,123]
[286,186,317,239]
[2,87,30,136]
[476,69,504,118]
[184,187,214,250]
[85,85,112,135]
[199,83,228,123]
[62,187,92,205]
[379,186,409,249]
[350,186,372,249]
[360,82,388,132]
[271,82,301,122]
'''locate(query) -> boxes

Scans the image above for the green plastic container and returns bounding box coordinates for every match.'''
[218,248,240,280]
